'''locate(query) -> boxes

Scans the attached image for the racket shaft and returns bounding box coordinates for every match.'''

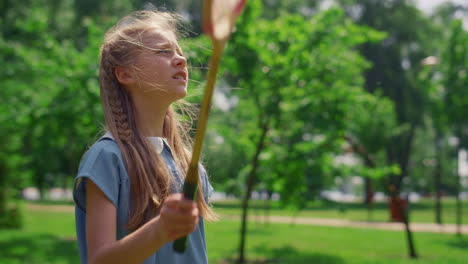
[173,40,224,254]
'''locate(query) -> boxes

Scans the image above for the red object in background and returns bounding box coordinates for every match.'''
[389,197,407,222]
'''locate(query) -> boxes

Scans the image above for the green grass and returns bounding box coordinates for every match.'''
[212,198,468,224]
[0,209,77,264]
[206,220,468,264]
[0,201,467,263]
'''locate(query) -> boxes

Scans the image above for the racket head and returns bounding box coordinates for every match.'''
[202,0,247,41]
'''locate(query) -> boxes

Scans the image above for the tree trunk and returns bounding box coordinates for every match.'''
[36,172,46,200]
[390,124,418,259]
[434,130,443,225]
[238,122,269,264]
[456,183,462,237]
[264,190,272,224]
[0,162,7,216]
[344,133,418,257]
[455,147,463,236]
[389,187,418,258]
[343,135,375,222]
[365,177,374,222]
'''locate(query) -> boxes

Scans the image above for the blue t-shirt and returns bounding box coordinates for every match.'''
[73,136,213,264]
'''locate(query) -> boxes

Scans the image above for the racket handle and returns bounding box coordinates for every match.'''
[173,182,198,253]
[173,236,188,253]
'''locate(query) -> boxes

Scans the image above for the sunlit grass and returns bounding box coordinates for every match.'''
[206,219,468,264]
[0,209,77,264]
[0,200,467,263]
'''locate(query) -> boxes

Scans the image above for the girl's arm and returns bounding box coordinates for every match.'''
[85,179,199,264]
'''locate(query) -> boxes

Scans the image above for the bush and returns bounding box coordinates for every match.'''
[0,203,23,229]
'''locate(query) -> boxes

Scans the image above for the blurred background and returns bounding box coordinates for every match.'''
[1,0,467,263]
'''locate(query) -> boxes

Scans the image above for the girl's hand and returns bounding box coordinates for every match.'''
[155,193,199,243]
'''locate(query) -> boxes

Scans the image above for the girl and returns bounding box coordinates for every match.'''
[73,10,217,264]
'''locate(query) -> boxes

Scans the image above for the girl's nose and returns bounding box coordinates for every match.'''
[173,53,187,68]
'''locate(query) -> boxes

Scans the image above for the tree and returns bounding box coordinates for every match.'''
[0,3,104,200]
[442,19,468,236]
[218,2,385,262]
[344,92,401,220]
[337,0,446,258]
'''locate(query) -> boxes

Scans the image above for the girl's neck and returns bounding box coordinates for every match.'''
[131,93,170,138]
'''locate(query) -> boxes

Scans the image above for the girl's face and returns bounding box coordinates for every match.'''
[131,29,188,101]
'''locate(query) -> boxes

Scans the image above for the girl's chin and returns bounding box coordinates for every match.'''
[170,88,187,100]
[137,85,187,101]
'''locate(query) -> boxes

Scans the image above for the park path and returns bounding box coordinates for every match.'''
[219,215,468,235]
[28,204,468,234]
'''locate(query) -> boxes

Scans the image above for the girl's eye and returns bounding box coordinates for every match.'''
[156,49,172,54]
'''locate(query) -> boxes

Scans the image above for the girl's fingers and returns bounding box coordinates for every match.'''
[159,213,199,240]
[160,205,199,224]
[157,193,200,240]
[163,193,184,208]
[160,194,199,222]
[171,226,198,240]
[175,200,198,213]
[163,194,198,213]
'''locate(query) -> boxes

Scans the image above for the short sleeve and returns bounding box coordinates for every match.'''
[73,140,123,212]
[199,165,214,203]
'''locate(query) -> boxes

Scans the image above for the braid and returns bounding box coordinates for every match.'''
[101,54,132,143]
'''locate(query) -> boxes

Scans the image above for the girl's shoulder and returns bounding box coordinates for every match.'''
[77,136,124,173]
[74,136,127,211]
[89,137,120,155]
[84,132,120,157]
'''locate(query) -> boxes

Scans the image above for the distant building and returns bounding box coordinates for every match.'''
[459,149,468,188]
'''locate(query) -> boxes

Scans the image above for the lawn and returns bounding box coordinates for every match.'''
[207,219,468,264]
[0,201,467,263]
[0,209,77,264]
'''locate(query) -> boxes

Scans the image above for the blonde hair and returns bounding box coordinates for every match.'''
[99,10,216,229]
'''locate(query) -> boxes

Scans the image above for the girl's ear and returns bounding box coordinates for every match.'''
[115,66,136,85]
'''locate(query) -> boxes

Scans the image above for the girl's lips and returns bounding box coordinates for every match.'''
[172,71,187,81]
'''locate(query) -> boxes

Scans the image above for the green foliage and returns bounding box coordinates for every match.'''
[443,20,468,147]
[0,0,466,240]
[0,5,104,198]
[0,204,23,229]
[203,3,390,211]
[346,92,399,154]
[338,0,443,187]
[343,91,403,182]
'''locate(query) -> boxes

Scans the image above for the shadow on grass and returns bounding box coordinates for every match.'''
[217,245,346,264]
[444,236,468,250]
[0,234,79,264]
